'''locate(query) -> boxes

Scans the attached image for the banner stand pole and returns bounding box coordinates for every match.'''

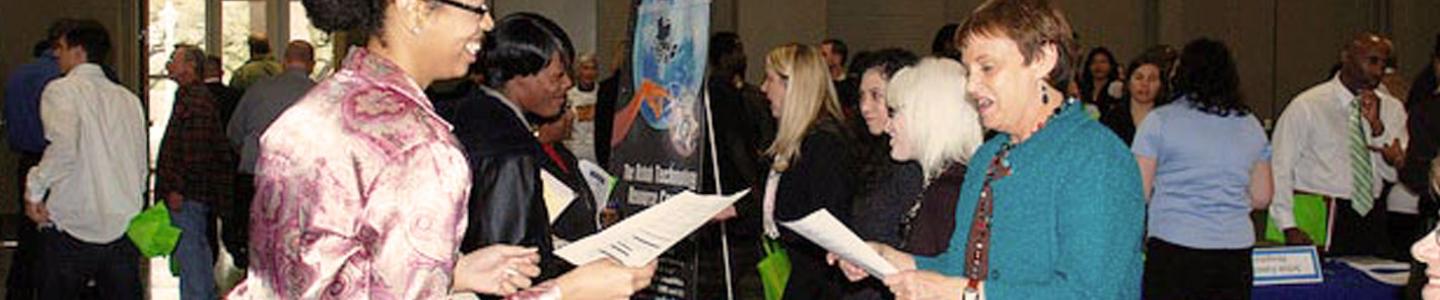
[702,90,735,300]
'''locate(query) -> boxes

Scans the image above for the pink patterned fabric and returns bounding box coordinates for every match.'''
[229,48,471,299]
[229,47,562,300]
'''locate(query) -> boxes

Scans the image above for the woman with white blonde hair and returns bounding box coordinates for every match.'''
[882,58,985,256]
[886,58,984,180]
[760,43,859,299]
[831,57,983,281]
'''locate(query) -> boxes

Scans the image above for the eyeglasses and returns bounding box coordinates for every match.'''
[433,0,489,17]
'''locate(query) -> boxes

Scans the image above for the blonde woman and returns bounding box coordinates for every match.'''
[760,43,859,299]
[883,58,985,256]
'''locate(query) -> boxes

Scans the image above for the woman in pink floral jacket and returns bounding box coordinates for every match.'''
[228,0,655,299]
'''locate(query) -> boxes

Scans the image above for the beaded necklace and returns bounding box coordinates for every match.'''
[960,96,1075,296]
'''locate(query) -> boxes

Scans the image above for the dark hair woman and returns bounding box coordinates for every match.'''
[1135,38,1272,300]
[1100,46,1175,145]
[1081,46,1124,113]
[848,48,924,250]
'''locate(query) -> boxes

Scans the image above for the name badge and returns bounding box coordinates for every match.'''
[1252,246,1323,286]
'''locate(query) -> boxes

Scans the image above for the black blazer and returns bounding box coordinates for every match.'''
[773,119,860,300]
[438,89,568,282]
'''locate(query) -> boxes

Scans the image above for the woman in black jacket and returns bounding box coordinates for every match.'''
[759,43,859,299]
[437,13,594,285]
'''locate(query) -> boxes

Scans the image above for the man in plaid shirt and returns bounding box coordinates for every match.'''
[156,44,233,300]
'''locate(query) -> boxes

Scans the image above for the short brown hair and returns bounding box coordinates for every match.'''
[956,0,1076,88]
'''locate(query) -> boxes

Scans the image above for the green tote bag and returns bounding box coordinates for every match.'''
[757,237,791,300]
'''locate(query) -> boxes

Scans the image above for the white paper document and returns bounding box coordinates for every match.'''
[781,209,899,279]
[1335,256,1409,286]
[540,170,577,224]
[555,190,749,267]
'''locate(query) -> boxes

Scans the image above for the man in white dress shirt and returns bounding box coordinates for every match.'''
[24,19,147,299]
[1271,32,1407,256]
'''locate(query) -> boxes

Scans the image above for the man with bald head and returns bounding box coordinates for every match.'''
[224,40,316,269]
[1271,32,1408,256]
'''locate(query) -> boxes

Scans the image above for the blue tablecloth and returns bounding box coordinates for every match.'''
[1253,261,1401,300]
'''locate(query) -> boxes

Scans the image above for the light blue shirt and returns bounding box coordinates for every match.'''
[1133,97,1270,249]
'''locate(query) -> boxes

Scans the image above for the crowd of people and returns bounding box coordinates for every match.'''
[6,0,1440,299]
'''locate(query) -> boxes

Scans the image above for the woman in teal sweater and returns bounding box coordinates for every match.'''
[834,0,1144,299]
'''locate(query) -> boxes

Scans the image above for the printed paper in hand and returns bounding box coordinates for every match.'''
[555,189,749,267]
[781,209,899,279]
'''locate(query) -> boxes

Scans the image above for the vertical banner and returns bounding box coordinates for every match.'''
[609,0,711,298]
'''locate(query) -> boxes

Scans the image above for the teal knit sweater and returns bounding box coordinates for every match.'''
[915,103,1145,299]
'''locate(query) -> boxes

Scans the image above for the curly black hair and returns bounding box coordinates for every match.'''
[301,0,389,37]
[1171,38,1248,117]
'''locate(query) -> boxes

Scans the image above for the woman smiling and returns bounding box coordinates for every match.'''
[836,0,1145,299]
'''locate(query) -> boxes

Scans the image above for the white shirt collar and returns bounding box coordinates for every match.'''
[67,63,105,79]
[481,86,533,131]
[1325,73,1360,106]
[1327,72,1402,107]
